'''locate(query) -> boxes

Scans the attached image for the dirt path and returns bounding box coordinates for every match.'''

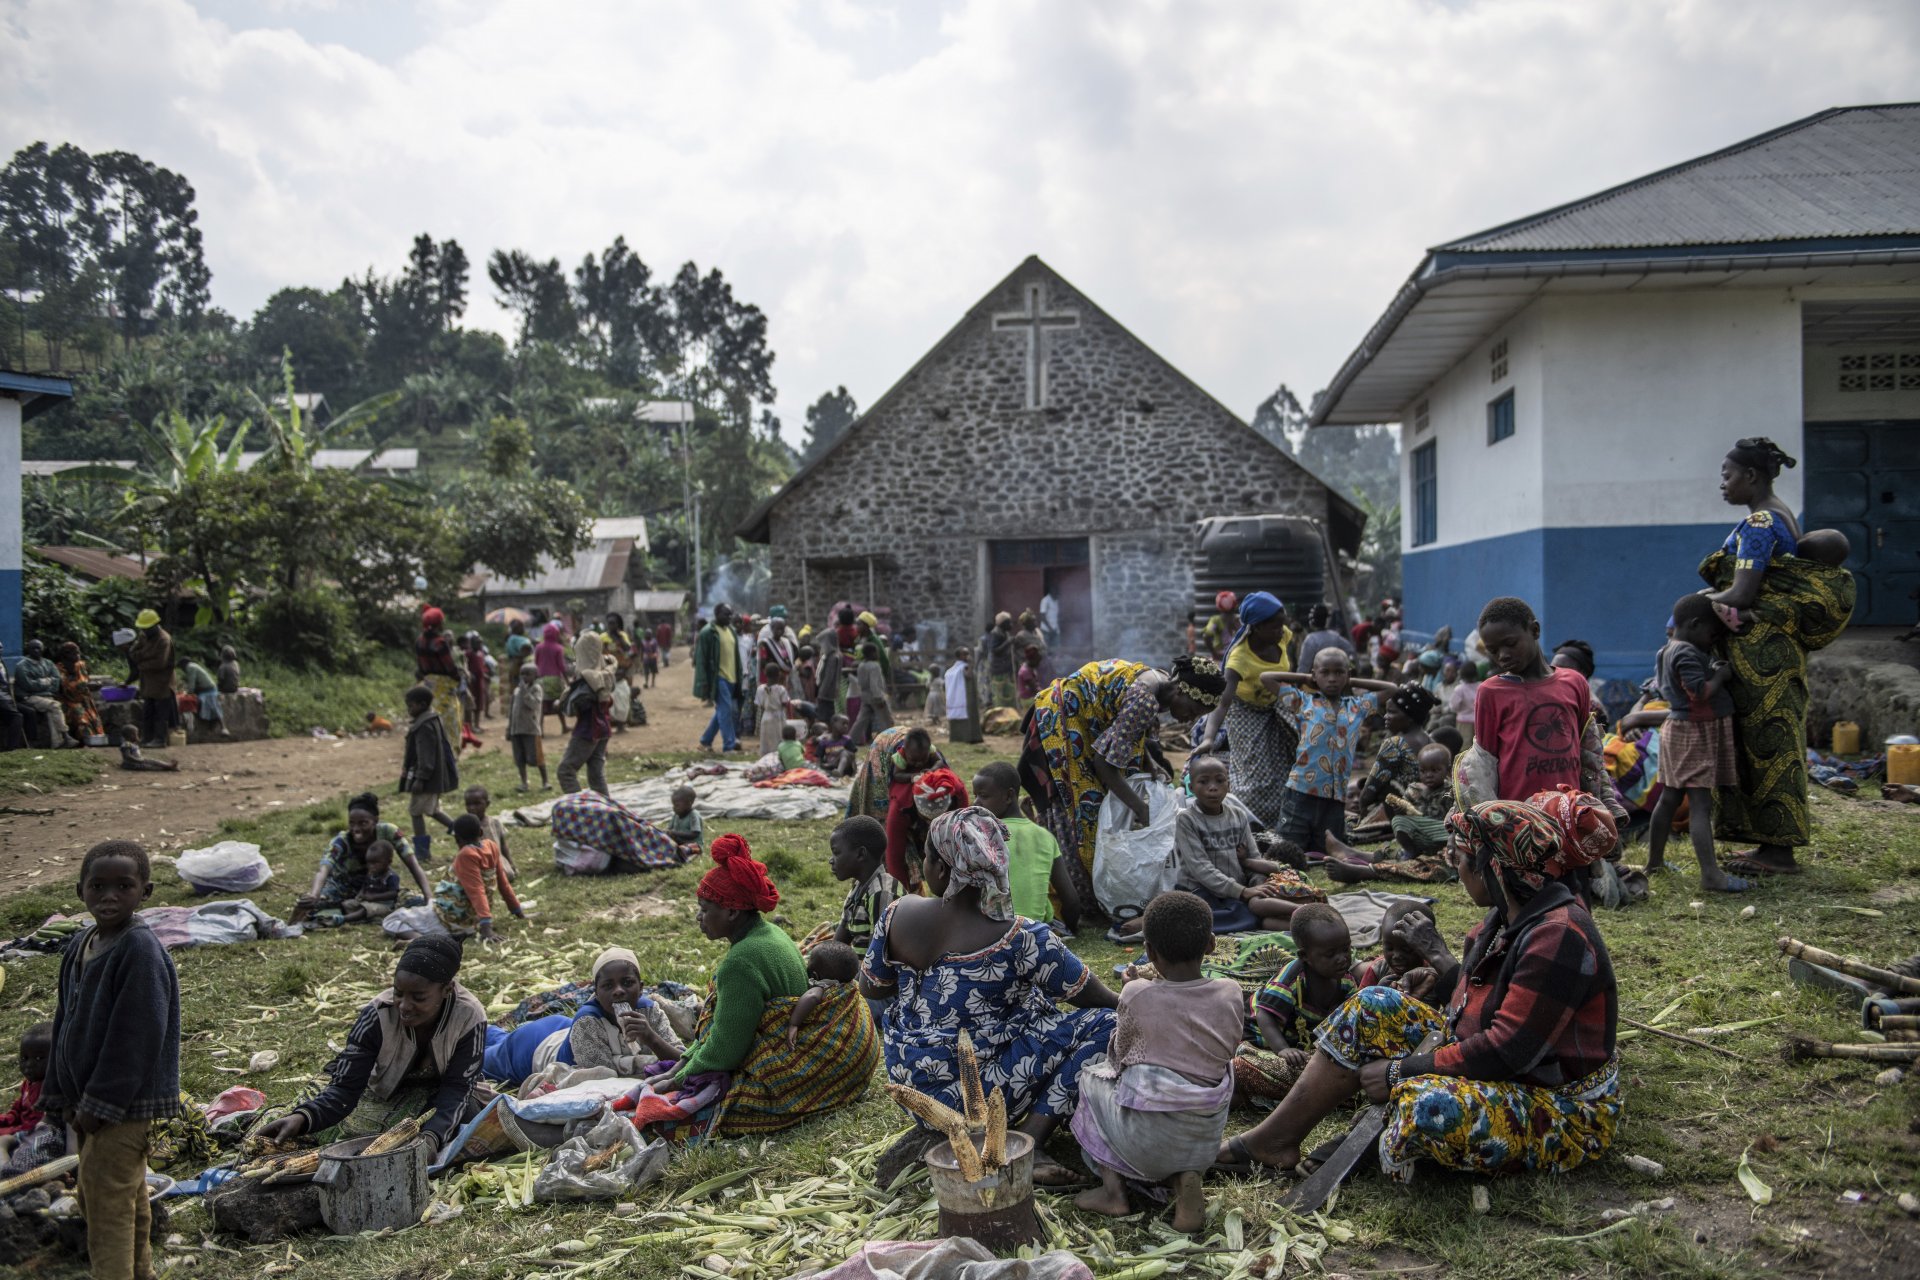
[0,681,725,898]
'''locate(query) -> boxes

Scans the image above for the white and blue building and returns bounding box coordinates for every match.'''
[2,370,75,666]
[1310,103,1920,683]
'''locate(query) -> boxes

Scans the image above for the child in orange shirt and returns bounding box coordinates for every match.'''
[383,813,522,942]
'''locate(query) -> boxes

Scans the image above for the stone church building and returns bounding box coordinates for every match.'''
[740,256,1363,666]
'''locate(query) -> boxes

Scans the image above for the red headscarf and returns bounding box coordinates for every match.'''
[913,768,969,819]
[421,606,445,630]
[1214,590,1238,613]
[698,834,780,913]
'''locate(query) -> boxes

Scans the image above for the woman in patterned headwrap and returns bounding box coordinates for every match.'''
[862,807,1120,1185]
[1218,799,1620,1184]
[1020,655,1225,911]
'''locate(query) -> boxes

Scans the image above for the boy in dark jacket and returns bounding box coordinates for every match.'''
[43,840,180,1280]
[400,685,458,865]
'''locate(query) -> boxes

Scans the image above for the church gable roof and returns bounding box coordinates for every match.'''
[741,255,1360,541]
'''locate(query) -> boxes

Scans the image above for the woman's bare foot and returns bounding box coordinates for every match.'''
[1169,1170,1206,1233]
[1030,1154,1081,1187]
[1073,1168,1131,1217]
[1214,1131,1300,1172]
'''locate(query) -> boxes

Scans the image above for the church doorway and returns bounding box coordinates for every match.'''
[989,538,1092,660]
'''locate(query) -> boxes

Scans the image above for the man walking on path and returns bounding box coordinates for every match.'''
[693,605,741,753]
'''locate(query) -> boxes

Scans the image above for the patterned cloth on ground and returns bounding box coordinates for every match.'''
[1314,985,1620,1182]
[751,768,834,789]
[548,790,685,874]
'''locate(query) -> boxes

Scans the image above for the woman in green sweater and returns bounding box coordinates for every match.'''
[662,835,879,1140]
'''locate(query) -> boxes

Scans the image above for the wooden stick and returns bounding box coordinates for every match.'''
[1784,1037,1920,1063]
[1777,938,1920,995]
[1878,1015,1920,1032]
[1621,1016,1748,1061]
[0,1153,79,1197]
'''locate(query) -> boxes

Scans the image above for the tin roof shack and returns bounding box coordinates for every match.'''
[467,518,652,627]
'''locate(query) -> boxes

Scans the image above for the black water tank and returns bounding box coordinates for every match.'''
[1191,515,1328,616]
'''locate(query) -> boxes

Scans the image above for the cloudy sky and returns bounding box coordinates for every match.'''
[5,0,1917,433]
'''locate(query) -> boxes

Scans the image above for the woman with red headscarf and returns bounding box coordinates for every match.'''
[416,607,462,753]
[648,836,880,1140]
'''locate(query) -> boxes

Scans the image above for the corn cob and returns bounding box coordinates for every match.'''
[361,1111,429,1155]
[582,1139,628,1172]
[884,1082,966,1133]
[982,1089,1007,1168]
[1385,793,1417,816]
[261,1152,321,1184]
[884,1084,981,1181]
[956,1030,986,1128]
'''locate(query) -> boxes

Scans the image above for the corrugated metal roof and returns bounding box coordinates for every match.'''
[472,538,634,596]
[632,589,688,613]
[590,516,649,546]
[33,545,148,580]
[1438,104,1920,252]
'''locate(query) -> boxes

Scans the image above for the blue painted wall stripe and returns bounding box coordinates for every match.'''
[1404,522,1731,682]
[0,566,20,665]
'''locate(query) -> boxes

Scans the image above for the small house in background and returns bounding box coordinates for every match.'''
[32,544,154,585]
[466,517,652,626]
[1310,102,1920,683]
[631,588,690,644]
[272,391,330,426]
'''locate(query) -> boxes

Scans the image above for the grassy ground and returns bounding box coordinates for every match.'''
[0,750,103,800]
[250,650,420,738]
[1,739,1917,1279]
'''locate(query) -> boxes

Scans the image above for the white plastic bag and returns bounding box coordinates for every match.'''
[1091,776,1180,920]
[532,1106,669,1202]
[174,841,272,894]
[508,1075,643,1124]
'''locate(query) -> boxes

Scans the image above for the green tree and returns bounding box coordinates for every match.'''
[487,249,578,346]
[247,286,363,395]
[799,385,857,465]
[448,415,594,582]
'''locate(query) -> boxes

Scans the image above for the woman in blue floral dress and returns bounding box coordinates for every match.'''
[862,807,1119,1184]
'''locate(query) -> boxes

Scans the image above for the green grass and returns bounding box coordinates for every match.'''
[0,747,103,799]
[1,746,1916,1278]
[250,649,420,738]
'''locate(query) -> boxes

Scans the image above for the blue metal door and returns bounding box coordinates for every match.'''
[1803,420,1920,625]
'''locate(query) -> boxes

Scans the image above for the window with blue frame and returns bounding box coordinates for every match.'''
[1487,389,1515,444]
[1411,441,1437,547]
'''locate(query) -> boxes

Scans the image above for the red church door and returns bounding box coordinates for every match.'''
[989,539,1092,664]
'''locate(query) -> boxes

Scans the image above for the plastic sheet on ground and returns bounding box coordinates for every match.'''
[532,1106,669,1202]
[790,1239,1094,1280]
[506,766,849,827]
[175,841,273,893]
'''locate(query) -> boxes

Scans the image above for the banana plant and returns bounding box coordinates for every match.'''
[246,347,400,474]
[55,407,250,493]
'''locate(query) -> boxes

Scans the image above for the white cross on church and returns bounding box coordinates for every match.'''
[993,282,1080,410]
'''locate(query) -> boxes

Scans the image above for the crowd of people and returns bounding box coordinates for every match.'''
[17,434,1866,1273]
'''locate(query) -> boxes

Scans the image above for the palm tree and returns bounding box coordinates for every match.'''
[247,348,399,473]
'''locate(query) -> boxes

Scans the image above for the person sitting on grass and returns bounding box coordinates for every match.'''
[1168,755,1303,934]
[809,815,893,953]
[815,714,857,778]
[0,1022,51,1149]
[972,761,1080,936]
[1646,593,1750,892]
[1232,903,1355,1104]
[1071,890,1243,1233]
[339,840,402,924]
[1324,743,1459,884]
[483,946,684,1086]
[665,785,705,856]
[114,725,179,772]
[1216,801,1621,1183]
[777,723,807,771]
[177,656,228,738]
[465,785,519,884]
[384,813,524,943]
[254,937,487,1148]
[399,685,458,865]
[787,941,859,1048]
[1352,899,1438,987]
[292,792,433,925]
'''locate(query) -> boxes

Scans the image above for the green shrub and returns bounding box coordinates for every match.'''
[21,551,94,654]
[250,587,362,668]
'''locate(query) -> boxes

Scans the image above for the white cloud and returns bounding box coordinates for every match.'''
[3,0,1917,433]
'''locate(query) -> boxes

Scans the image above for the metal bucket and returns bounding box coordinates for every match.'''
[923,1130,1042,1253]
[312,1135,430,1234]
